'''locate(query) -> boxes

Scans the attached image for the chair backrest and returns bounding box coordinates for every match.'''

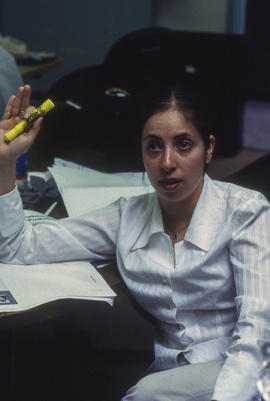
[104,27,173,84]
[104,28,248,157]
[46,28,247,164]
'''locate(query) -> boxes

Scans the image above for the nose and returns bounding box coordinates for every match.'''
[161,147,177,173]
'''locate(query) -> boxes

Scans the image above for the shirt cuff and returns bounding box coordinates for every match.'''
[212,355,260,401]
[0,186,25,236]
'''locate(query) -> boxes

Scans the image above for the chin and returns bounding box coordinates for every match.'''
[159,192,185,204]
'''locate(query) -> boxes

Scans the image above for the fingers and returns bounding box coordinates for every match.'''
[3,117,43,160]
[1,95,16,121]
[0,86,39,162]
[20,85,31,111]
[9,85,32,118]
[12,86,25,117]
[1,85,32,122]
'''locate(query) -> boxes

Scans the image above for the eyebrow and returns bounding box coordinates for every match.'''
[142,134,160,142]
[142,133,193,141]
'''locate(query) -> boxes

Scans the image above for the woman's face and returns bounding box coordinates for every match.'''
[141,109,215,208]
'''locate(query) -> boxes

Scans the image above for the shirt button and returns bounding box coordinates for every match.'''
[162,278,168,285]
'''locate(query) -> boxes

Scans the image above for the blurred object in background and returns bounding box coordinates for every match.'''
[0,33,56,65]
[0,45,23,118]
[0,33,27,59]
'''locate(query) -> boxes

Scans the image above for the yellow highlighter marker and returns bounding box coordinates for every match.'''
[4,98,55,143]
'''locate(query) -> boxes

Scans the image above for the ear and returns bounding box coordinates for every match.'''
[205,135,215,165]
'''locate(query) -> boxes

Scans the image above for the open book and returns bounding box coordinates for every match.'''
[0,261,116,313]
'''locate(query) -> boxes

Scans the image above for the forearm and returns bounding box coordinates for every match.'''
[0,160,16,195]
[0,187,120,265]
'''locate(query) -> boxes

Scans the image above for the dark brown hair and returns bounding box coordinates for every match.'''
[137,83,214,149]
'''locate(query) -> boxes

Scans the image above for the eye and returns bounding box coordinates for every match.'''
[146,141,161,152]
[178,139,192,151]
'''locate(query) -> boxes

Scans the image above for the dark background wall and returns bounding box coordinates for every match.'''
[245,0,270,98]
[1,0,269,100]
[0,0,153,92]
[0,0,249,95]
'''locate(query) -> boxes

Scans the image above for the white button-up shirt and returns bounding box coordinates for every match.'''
[0,174,270,401]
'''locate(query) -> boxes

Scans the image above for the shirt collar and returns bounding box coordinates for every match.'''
[131,194,164,251]
[131,174,224,252]
[184,174,225,252]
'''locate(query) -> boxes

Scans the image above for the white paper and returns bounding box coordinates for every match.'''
[48,158,153,217]
[62,185,154,217]
[49,165,150,189]
[0,261,116,312]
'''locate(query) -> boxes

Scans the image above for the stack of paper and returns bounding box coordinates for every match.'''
[48,158,154,217]
[0,261,116,312]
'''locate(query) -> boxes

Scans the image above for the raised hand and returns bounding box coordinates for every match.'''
[0,85,31,129]
[0,85,43,195]
[0,85,42,159]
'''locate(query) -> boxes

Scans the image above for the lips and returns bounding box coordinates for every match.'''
[158,178,183,191]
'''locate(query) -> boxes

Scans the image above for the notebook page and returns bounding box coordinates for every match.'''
[0,261,116,312]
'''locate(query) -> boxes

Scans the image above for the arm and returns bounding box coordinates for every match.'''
[0,85,120,265]
[0,85,42,195]
[212,198,270,401]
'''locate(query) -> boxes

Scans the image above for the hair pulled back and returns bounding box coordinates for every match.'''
[137,84,214,150]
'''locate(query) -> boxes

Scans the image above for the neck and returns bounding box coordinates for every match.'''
[161,198,194,234]
[159,179,204,234]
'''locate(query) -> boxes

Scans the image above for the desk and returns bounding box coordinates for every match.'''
[0,274,145,401]
[18,59,62,79]
[0,261,125,400]
[0,261,124,330]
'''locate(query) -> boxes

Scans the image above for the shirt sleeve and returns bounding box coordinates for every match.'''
[212,197,270,401]
[0,187,121,265]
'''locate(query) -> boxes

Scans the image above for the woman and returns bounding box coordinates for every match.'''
[0,84,269,401]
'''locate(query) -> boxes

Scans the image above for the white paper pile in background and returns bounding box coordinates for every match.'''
[48,158,154,217]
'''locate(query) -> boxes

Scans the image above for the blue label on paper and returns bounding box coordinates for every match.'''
[0,291,17,305]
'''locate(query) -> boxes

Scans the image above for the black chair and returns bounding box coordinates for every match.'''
[104,28,247,157]
[43,27,247,167]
